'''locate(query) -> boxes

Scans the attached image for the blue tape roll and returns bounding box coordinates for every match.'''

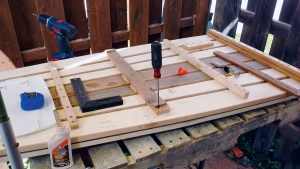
[20,92,45,111]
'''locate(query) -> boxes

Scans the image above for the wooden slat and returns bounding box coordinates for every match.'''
[185,122,219,139]
[214,51,300,96]
[213,116,244,130]
[164,39,249,99]
[240,109,267,121]
[148,0,163,42]
[49,62,79,129]
[269,0,299,58]
[35,0,66,59]
[281,2,300,68]
[163,0,182,40]
[8,0,43,51]
[129,0,149,46]
[124,136,161,162]
[106,50,170,115]
[213,0,241,37]
[240,0,258,42]
[0,0,24,67]
[87,0,112,53]
[155,129,191,151]
[240,0,277,51]
[63,0,89,39]
[89,143,128,168]
[208,29,300,82]
[193,0,211,35]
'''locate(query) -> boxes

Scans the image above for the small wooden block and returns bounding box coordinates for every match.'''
[123,136,161,162]
[155,129,191,151]
[213,116,244,130]
[264,103,286,114]
[181,42,214,51]
[240,109,267,121]
[28,154,84,169]
[88,142,128,169]
[185,122,219,139]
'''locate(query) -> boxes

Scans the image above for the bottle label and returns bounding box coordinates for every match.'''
[51,139,70,167]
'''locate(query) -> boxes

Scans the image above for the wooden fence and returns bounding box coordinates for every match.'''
[0,0,211,67]
[214,0,300,68]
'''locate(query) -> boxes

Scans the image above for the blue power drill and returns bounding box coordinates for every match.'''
[35,14,77,60]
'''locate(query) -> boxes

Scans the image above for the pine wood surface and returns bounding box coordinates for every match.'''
[0,33,299,159]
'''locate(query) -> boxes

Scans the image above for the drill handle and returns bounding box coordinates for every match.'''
[56,34,72,53]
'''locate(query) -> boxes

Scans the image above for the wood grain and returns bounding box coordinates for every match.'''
[163,0,182,40]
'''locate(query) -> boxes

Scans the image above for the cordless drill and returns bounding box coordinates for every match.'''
[35,14,77,60]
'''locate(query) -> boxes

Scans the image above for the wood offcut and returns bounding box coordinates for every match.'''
[106,49,170,115]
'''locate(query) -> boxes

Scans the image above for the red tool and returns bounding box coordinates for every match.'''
[177,67,188,75]
[232,146,244,158]
[151,41,162,107]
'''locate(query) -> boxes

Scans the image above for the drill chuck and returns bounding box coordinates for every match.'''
[151,41,162,79]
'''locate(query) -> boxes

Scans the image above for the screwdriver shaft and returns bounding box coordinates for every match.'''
[157,79,160,108]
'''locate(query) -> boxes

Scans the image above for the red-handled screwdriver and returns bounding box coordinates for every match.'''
[151,41,162,108]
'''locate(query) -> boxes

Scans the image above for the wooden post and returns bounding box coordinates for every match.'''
[35,0,66,60]
[193,0,212,36]
[213,0,241,38]
[240,0,276,51]
[269,0,299,59]
[148,0,163,42]
[129,0,149,46]
[163,0,182,40]
[281,2,300,68]
[0,0,24,67]
[87,0,112,53]
[252,122,279,155]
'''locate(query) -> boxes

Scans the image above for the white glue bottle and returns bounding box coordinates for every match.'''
[48,111,74,169]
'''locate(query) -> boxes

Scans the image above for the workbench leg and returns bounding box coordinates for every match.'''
[197,160,205,169]
[252,121,279,155]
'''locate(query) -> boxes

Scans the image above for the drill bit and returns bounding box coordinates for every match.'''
[210,62,240,78]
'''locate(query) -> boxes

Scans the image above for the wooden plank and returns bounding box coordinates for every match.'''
[89,142,128,169]
[155,129,191,151]
[179,0,195,38]
[163,0,182,40]
[270,0,299,58]
[8,0,43,51]
[87,0,112,53]
[214,51,300,96]
[106,49,170,115]
[0,0,24,67]
[240,109,267,121]
[281,2,300,68]
[49,62,78,129]
[148,0,163,42]
[63,0,89,39]
[185,122,219,139]
[193,0,211,35]
[240,0,276,51]
[240,0,258,43]
[213,0,241,37]
[35,0,66,59]
[129,0,149,46]
[124,136,161,162]
[164,39,249,99]
[0,50,15,72]
[207,29,300,82]
[213,116,244,130]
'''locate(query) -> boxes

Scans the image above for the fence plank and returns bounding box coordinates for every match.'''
[0,0,24,67]
[163,0,183,40]
[129,0,149,46]
[8,0,44,51]
[240,0,276,51]
[194,0,211,36]
[213,0,241,38]
[281,2,300,68]
[87,0,112,53]
[63,0,88,39]
[270,0,298,59]
[240,0,258,42]
[110,0,128,48]
[179,0,195,38]
[148,0,163,42]
[35,0,66,60]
